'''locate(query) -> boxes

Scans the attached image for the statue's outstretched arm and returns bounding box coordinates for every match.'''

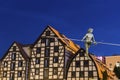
[81,34,87,41]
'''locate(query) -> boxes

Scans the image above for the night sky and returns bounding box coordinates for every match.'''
[1,0,120,58]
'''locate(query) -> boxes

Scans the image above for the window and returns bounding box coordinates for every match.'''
[11,62,15,70]
[36,58,40,64]
[44,69,49,79]
[76,61,80,67]
[46,39,50,46]
[46,31,50,36]
[79,71,84,77]
[53,68,58,75]
[80,51,84,56]
[18,71,22,77]
[11,53,16,60]
[45,48,50,57]
[53,57,58,63]
[13,46,16,51]
[18,61,23,67]
[4,61,8,67]
[41,38,46,43]
[35,68,39,75]
[88,71,93,78]
[10,73,14,80]
[36,47,41,53]
[54,46,59,52]
[50,38,54,42]
[3,71,7,77]
[44,58,49,67]
[72,71,76,78]
[84,60,89,67]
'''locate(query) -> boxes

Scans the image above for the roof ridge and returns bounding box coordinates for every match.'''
[49,26,80,53]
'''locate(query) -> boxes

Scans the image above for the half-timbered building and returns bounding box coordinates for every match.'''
[67,48,115,80]
[0,25,116,80]
[0,42,31,80]
[29,26,79,80]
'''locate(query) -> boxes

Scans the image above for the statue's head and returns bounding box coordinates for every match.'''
[88,28,93,33]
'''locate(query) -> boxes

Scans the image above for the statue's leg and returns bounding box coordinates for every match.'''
[85,43,89,56]
[85,43,90,59]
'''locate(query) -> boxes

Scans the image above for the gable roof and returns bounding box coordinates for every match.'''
[90,54,115,79]
[68,48,115,79]
[33,25,80,54]
[1,41,30,61]
[49,26,80,53]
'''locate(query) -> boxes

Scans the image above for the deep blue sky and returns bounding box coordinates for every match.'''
[1,0,120,58]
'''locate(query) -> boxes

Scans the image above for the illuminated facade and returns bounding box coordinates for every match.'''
[0,42,31,80]
[67,49,98,80]
[0,26,115,80]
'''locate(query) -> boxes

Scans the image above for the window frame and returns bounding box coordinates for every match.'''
[88,71,93,78]
[54,46,59,52]
[46,31,50,36]
[13,46,16,51]
[71,71,76,78]
[3,71,7,77]
[35,68,39,75]
[36,47,41,54]
[53,56,58,63]
[11,53,16,60]
[53,67,58,75]
[84,60,89,67]
[4,61,8,67]
[10,62,15,70]
[79,71,84,77]
[36,58,40,64]
[18,71,22,77]
[44,58,49,68]
[18,61,23,67]
[76,61,80,67]
[45,48,50,57]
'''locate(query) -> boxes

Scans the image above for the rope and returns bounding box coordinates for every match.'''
[43,36,120,47]
[96,42,120,46]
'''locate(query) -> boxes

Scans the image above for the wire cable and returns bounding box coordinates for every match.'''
[44,36,120,47]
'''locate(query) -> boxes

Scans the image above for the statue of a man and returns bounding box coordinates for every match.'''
[81,28,96,57]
